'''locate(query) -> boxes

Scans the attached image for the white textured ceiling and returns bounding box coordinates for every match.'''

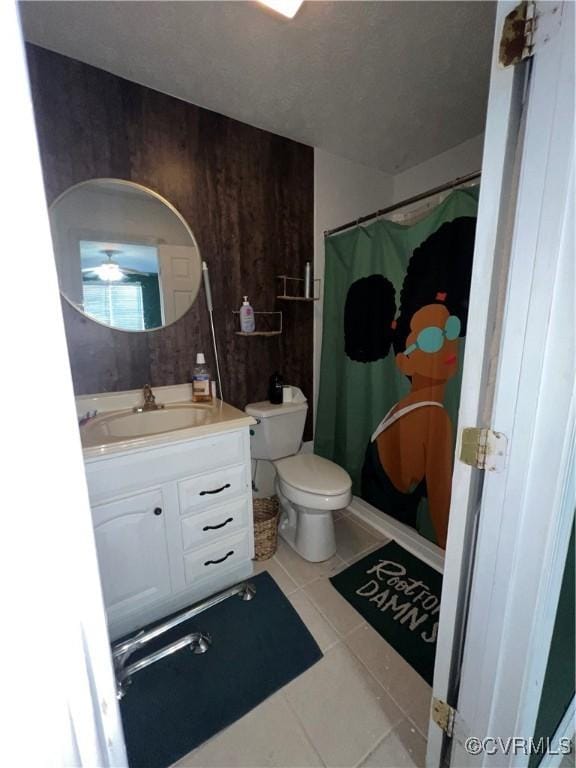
[19,1,496,174]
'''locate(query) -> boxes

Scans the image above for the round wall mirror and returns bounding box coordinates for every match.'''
[49,179,202,332]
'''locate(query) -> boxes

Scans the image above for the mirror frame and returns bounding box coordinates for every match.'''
[49,178,202,333]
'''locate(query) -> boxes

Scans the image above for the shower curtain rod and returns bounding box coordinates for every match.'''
[324,170,481,237]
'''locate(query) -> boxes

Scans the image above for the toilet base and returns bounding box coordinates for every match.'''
[277,489,337,563]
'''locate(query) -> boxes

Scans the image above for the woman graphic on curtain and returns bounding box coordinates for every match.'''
[346,217,476,549]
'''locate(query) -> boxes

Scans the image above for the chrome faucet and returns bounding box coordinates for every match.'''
[133,384,164,413]
[78,410,98,426]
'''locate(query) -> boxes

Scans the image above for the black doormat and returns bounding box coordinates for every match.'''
[330,540,442,685]
[119,572,322,768]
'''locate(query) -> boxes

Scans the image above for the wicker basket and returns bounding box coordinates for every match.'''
[253,496,280,560]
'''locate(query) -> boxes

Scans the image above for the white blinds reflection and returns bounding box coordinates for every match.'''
[83,283,145,330]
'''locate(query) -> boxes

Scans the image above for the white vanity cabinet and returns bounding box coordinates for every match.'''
[92,488,172,620]
[83,425,255,641]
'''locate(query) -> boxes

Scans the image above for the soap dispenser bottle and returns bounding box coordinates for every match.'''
[268,372,284,405]
[239,296,255,333]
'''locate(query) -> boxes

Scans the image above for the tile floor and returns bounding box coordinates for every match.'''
[174,510,431,768]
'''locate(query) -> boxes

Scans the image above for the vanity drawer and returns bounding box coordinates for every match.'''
[180,497,250,551]
[183,532,250,585]
[85,429,246,505]
[178,464,247,515]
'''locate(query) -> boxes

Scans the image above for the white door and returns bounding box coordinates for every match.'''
[158,243,201,324]
[93,488,172,621]
[3,0,127,762]
[428,2,574,766]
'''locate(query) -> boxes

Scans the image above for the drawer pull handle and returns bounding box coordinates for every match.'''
[203,517,233,532]
[200,483,231,496]
[153,507,162,516]
[204,550,234,566]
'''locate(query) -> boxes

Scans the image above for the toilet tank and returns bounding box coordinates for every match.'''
[245,399,308,460]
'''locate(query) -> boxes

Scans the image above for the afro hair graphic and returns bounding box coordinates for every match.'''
[343,217,477,363]
[344,274,396,363]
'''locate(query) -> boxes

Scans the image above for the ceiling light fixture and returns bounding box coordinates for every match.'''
[258,0,303,19]
[94,250,125,282]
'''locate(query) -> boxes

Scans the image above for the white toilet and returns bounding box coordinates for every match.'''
[246,392,352,562]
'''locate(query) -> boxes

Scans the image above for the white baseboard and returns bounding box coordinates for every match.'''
[348,496,445,574]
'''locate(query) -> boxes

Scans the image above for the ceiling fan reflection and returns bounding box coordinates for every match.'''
[81,249,151,282]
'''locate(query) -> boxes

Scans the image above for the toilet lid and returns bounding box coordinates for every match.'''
[275,454,352,496]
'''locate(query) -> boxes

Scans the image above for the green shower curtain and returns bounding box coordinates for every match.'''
[315,187,479,544]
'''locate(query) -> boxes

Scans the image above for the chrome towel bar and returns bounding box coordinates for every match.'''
[112,580,256,699]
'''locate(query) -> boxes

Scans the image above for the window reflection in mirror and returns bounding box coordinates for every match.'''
[49,179,202,332]
[80,241,161,330]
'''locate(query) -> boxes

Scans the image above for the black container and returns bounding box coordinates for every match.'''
[268,372,284,405]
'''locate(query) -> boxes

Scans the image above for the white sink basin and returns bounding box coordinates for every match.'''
[88,404,214,440]
[78,385,256,456]
[80,401,255,453]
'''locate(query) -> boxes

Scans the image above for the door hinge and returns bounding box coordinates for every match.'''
[459,427,508,472]
[432,698,456,737]
[499,1,563,67]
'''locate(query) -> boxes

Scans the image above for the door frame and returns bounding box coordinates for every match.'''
[429,2,575,766]
[427,0,527,763]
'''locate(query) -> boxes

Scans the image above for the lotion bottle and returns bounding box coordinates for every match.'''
[239,296,255,333]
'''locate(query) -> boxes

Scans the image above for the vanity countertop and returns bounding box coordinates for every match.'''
[78,384,255,459]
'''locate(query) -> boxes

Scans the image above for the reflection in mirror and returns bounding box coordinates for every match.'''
[49,179,202,332]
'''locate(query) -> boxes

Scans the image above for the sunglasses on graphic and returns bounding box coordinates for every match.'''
[404,315,461,356]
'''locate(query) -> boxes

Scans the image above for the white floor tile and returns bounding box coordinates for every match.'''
[348,512,390,539]
[274,538,346,587]
[284,644,403,768]
[288,590,340,652]
[334,517,385,563]
[173,691,323,768]
[253,556,299,595]
[345,623,432,736]
[359,720,426,768]
[304,576,365,637]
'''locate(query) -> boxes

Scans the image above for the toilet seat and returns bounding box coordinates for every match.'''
[275,454,352,511]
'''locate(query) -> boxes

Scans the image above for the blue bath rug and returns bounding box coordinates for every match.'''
[119,572,322,768]
[330,540,442,685]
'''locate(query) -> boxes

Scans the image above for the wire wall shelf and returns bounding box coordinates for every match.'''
[276,275,320,302]
[232,310,283,336]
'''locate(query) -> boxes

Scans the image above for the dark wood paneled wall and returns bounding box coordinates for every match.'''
[26,44,314,437]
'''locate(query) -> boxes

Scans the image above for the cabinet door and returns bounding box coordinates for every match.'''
[92,489,171,619]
